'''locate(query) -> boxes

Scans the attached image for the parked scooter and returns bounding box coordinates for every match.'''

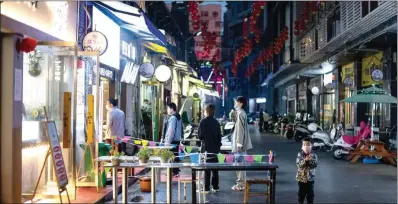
[311,123,344,151]
[332,121,371,160]
[294,119,321,142]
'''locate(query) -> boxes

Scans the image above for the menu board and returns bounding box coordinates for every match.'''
[46,121,68,189]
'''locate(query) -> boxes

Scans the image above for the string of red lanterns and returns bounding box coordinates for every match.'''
[232,1,266,77]
[245,26,289,77]
[293,1,319,36]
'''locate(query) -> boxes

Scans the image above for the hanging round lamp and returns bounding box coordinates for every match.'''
[154,65,171,82]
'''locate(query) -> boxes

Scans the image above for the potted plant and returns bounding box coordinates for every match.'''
[137,147,151,164]
[159,149,175,164]
[28,49,43,77]
[110,151,125,166]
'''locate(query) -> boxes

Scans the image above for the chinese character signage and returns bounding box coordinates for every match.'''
[361,52,384,87]
[82,31,108,55]
[87,94,94,144]
[46,121,68,188]
[63,92,71,148]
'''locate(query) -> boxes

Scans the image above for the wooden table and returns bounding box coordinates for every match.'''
[347,140,397,165]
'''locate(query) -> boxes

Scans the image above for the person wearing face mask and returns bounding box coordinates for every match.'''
[296,137,318,204]
[164,102,183,176]
[105,98,126,148]
[198,104,222,193]
[231,96,253,191]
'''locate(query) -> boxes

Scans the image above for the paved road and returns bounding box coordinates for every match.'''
[114,125,397,203]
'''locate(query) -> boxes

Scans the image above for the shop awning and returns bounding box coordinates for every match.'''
[142,42,176,63]
[187,76,205,87]
[261,72,273,86]
[173,60,196,76]
[92,1,167,45]
[265,63,309,88]
[197,87,220,98]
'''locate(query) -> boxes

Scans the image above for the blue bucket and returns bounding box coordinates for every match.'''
[190,153,199,164]
[363,157,379,164]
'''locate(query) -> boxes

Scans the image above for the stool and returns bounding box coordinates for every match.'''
[177,175,205,203]
[178,179,192,203]
[244,179,272,204]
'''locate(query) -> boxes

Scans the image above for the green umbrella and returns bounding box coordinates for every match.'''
[340,86,397,140]
[340,86,397,104]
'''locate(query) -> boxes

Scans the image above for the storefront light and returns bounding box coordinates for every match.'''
[154,65,171,82]
[311,86,320,95]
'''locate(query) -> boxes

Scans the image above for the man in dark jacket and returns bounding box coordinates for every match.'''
[198,104,222,193]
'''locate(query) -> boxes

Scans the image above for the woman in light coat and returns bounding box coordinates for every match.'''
[231,96,253,191]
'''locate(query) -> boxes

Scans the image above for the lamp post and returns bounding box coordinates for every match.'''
[184,31,202,64]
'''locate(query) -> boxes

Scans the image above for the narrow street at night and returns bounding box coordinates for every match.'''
[1,1,397,203]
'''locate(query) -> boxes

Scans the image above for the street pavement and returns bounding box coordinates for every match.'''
[113,125,397,203]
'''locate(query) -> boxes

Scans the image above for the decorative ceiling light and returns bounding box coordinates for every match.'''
[154,65,171,82]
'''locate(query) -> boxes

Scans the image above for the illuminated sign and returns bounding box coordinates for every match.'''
[121,40,136,60]
[121,61,140,85]
[256,98,266,103]
[100,67,114,80]
[83,31,108,55]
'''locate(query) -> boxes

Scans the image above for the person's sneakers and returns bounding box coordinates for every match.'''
[231,185,244,191]
[196,189,210,194]
[211,188,220,193]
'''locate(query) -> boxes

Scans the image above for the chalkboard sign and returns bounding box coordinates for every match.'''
[46,121,68,189]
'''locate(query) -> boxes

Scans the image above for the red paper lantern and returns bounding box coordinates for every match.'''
[17,37,38,53]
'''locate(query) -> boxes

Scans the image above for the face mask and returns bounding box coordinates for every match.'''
[302,146,311,154]
[106,105,111,111]
[204,111,208,117]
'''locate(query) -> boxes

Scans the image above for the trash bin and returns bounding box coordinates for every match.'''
[98,142,111,187]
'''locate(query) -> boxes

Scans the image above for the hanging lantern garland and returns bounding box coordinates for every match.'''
[245,27,289,77]
[187,1,200,31]
[187,2,219,61]
[293,1,319,36]
[232,1,266,77]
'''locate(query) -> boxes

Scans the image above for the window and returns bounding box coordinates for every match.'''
[362,1,378,17]
[327,8,340,42]
[215,21,222,28]
[201,11,209,17]
[212,11,219,18]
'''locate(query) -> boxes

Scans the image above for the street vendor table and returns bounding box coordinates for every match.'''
[191,162,278,204]
[347,140,397,165]
[104,162,194,204]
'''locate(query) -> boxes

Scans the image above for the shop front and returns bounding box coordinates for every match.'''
[339,62,356,129]
[298,82,308,112]
[119,27,140,139]
[0,2,84,202]
[286,85,297,116]
[321,72,337,130]
[357,51,393,129]
[309,76,322,122]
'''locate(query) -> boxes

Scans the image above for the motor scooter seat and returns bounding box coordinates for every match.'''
[342,135,358,145]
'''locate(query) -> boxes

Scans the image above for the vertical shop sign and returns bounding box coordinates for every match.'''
[63,92,71,148]
[361,52,384,87]
[87,94,94,144]
[341,63,355,88]
[46,121,68,188]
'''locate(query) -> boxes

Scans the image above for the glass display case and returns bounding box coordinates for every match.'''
[21,42,100,201]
